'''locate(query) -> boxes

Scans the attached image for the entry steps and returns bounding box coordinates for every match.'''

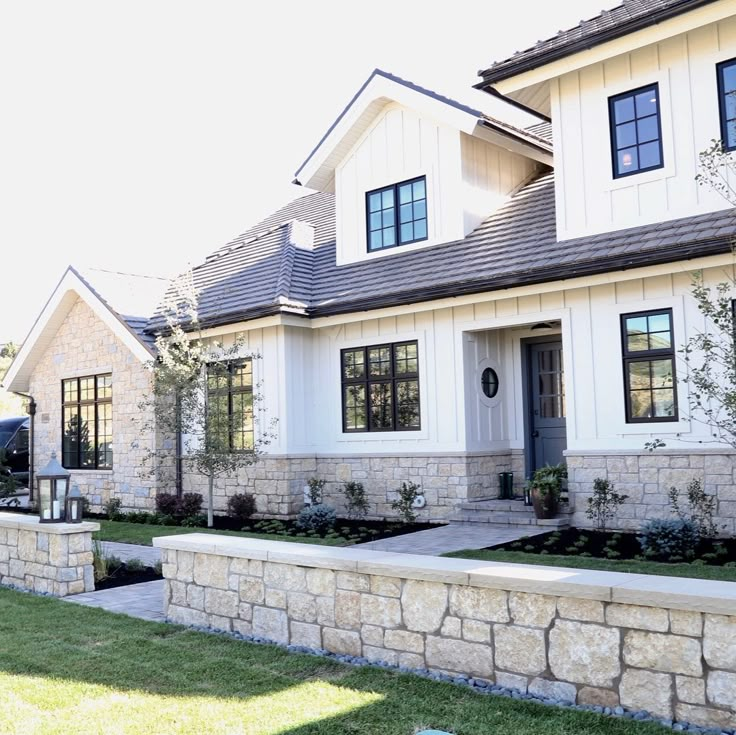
[452,498,572,528]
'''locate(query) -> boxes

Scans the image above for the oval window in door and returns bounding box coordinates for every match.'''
[481,367,499,399]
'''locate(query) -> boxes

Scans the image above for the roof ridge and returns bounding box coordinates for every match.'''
[82,267,170,282]
[203,220,292,264]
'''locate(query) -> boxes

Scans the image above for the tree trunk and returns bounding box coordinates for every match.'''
[207,472,214,528]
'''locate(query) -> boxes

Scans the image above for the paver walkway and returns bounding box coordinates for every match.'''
[356,522,541,554]
[101,541,161,565]
[69,523,538,621]
[66,580,166,622]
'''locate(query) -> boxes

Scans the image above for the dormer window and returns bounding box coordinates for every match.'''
[608,84,663,179]
[717,58,736,151]
[366,176,427,252]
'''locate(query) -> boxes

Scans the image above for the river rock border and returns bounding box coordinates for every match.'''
[154,534,736,732]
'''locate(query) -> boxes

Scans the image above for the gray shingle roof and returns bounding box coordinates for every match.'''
[148,172,736,332]
[477,0,715,87]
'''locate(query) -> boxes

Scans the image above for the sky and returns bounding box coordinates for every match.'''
[0,0,608,343]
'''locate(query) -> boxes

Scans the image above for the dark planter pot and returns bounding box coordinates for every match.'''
[531,489,558,520]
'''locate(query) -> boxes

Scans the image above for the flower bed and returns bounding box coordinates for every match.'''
[497,528,736,566]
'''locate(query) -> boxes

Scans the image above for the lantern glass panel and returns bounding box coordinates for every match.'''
[39,479,52,521]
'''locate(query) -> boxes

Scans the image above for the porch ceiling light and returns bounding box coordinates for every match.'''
[531,322,555,332]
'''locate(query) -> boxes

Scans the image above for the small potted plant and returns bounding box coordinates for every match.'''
[528,464,567,520]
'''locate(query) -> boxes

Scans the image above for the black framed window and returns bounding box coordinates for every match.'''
[62,374,113,469]
[366,177,427,252]
[481,367,499,399]
[207,360,254,452]
[609,84,664,178]
[341,341,420,432]
[621,309,677,422]
[717,59,736,151]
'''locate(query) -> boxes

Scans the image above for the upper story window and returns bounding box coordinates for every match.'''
[366,176,427,252]
[62,374,113,469]
[341,341,420,432]
[609,84,663,179]
[206,360,254,451]
[620,309,677,423]
[717,58,736,151]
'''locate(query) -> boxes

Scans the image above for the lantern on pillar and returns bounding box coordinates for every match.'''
[65,485,84,523]
[37,452,70,523]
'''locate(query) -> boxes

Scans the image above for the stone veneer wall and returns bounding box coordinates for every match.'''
[182,451,525,521]
[566,451,736,533]
[29,298,160,512]
[0,513,99,596]
[156,534,736,731]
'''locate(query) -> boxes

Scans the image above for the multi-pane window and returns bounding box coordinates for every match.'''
[62,374,112,469]
[206,360,254,451]
[366,177,427,252]
[621,309,677,422]
[717,59,736,151]
[609,84,663,178]
[341,341,420,432]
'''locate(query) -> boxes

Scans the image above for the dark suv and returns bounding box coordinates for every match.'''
[0,416,30,486]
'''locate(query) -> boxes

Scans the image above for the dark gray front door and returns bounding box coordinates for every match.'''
[528,341,567,471]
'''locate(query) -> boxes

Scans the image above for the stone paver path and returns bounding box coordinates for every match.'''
[101,541,161,566]
[357,522,542,555]
[65,580,166,622]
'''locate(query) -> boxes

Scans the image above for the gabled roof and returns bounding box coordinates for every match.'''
[146,171,736,332]
[294,69,552,191]
[3,267,168,393]
[477,0,716,88]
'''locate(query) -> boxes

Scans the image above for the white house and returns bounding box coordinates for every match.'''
[5,1,736,530]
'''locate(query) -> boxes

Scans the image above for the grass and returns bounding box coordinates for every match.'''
[0,587,669,735]
[95,520,350,547]
[446,548,736,582]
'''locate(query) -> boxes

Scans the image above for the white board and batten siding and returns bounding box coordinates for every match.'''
[552,14,736,241]
[207,261,729,458]
[334,101,541,265]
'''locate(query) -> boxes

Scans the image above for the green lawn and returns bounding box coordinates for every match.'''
[95,520,350,547]
[0,588,668,735]
[446,548,736,582]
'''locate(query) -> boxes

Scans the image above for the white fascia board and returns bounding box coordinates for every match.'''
[471,123,553,166]
[196,313,310,340]
[493,0,736,96]
[3,268,153,393]
[297,73,480,191]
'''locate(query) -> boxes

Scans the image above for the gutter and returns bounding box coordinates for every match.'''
[475,0,716,88]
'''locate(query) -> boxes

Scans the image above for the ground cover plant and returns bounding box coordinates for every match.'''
[0,587,670,735]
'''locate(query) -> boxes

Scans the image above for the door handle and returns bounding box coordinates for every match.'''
[532,431,540,438]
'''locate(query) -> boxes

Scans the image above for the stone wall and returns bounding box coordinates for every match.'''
[182,451,524,522]
[0,512,98,596]
[155,534,736,731]
[29,298,160,512]
[566,451,736,533]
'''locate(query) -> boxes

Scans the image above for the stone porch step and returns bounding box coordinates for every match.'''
[452,498,572,528]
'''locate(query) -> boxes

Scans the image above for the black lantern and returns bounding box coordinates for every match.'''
[523,484,533,507]
[65,486,84,523]
[37,452,70,523]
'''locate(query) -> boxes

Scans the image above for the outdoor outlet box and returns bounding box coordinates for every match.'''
[412,494,426,509]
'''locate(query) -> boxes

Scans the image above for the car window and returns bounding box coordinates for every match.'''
[14,428,28,453]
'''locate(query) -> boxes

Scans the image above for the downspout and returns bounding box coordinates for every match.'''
[12,392,35,502]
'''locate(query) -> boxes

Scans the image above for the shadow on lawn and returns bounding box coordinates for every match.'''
[0,589,668,735]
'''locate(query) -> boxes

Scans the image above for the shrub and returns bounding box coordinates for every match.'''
[585,478,629,531]
[92,539,122,584]
[638,518,701,561]
[306,478,326,505]
[668,478,719,538]
[342,481,369,519]
[181,513,206,528]
[295,504,337,534]
[125,558,145,573]
[530,464,567,500]
[178,493,204,519]
[103,497,123,521]
[391,481,422,524]
[227,493,257,523]
[155,493,179,517]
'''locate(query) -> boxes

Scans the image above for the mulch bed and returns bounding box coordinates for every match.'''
[95,562,162,591]
[492,527,736,565]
